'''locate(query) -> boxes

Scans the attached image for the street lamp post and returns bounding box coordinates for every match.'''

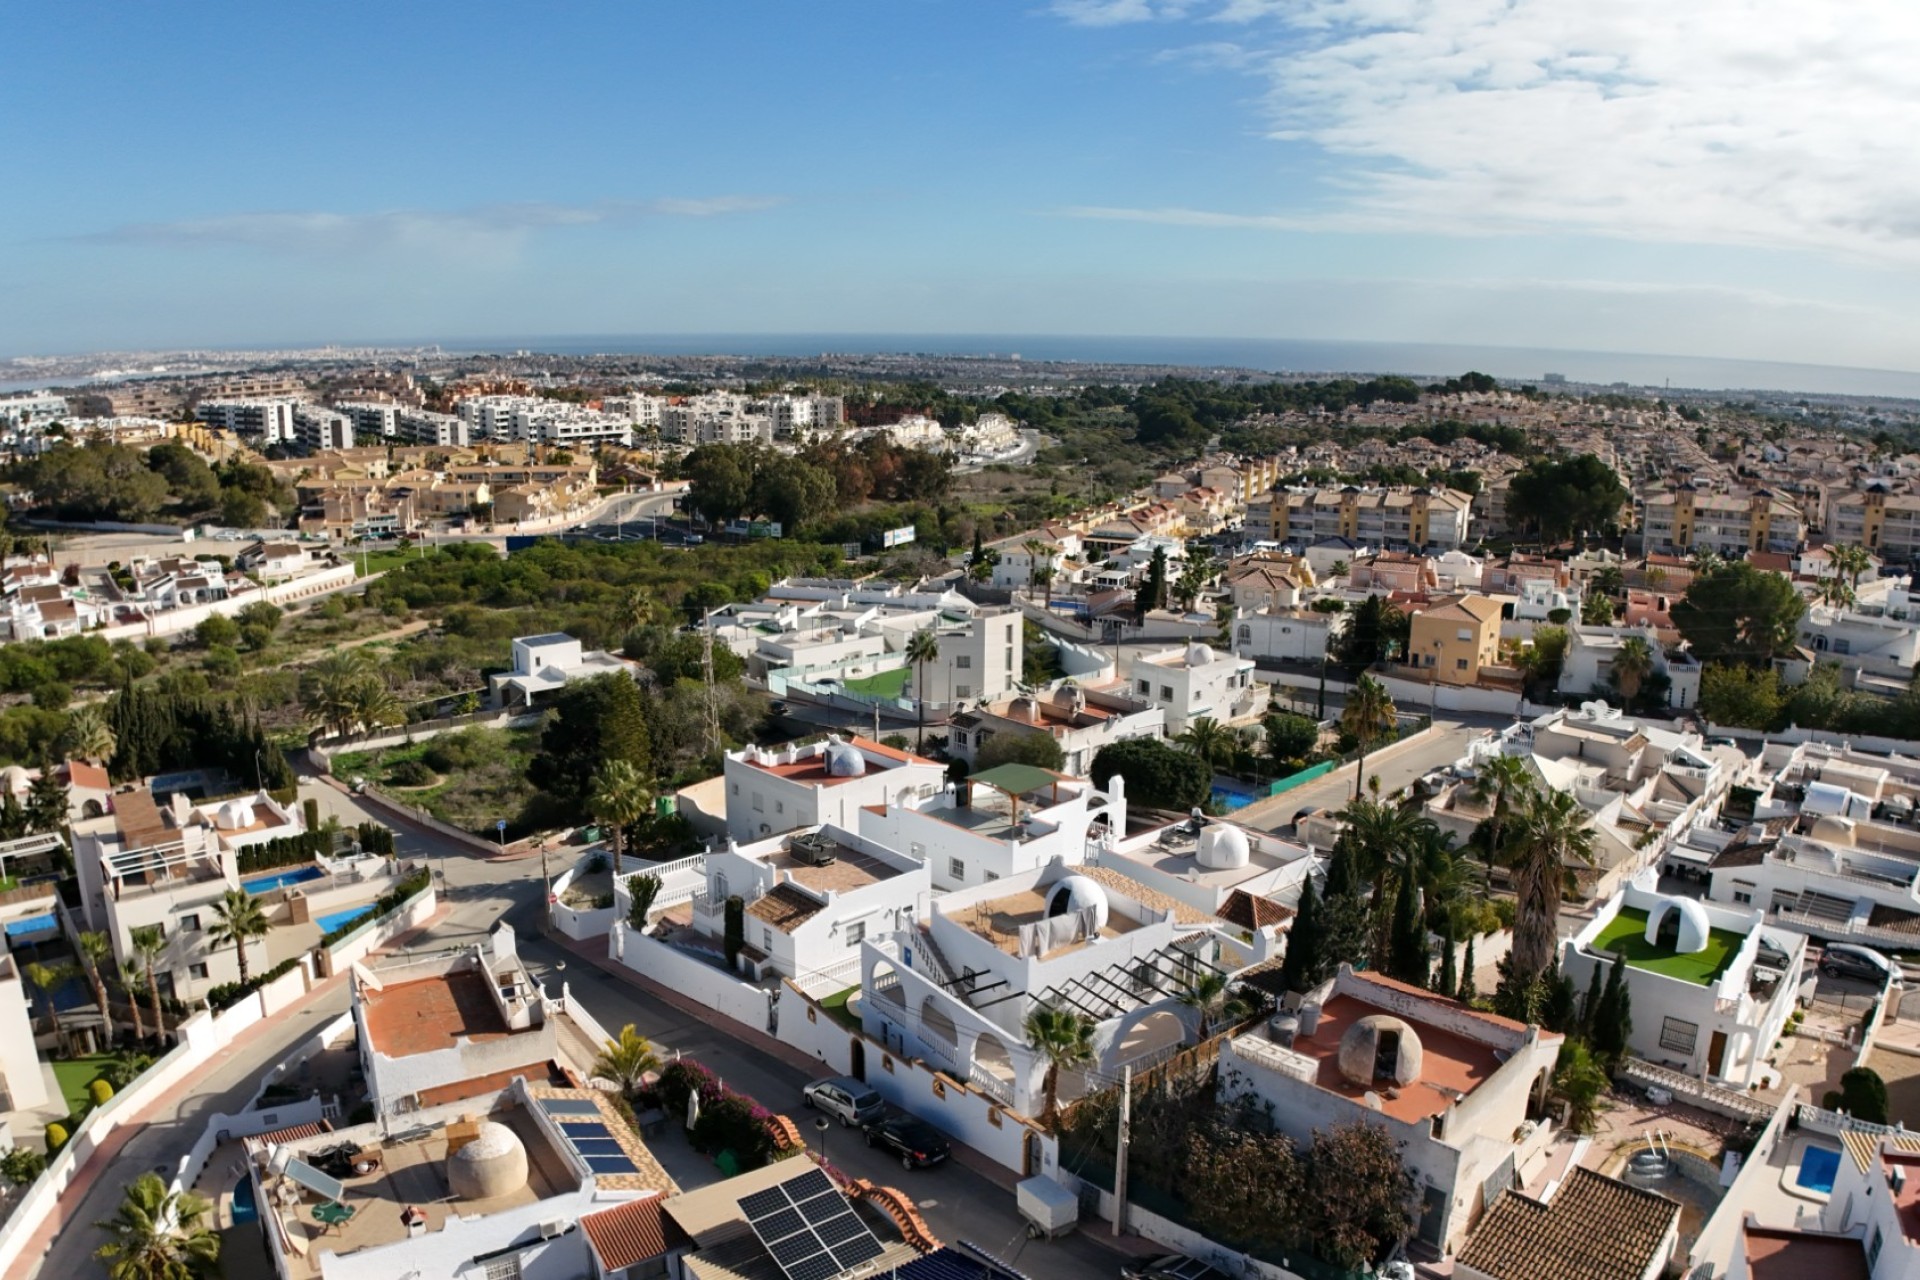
[814,1116,830,1164]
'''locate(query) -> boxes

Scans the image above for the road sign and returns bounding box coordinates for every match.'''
[496,819,507,833]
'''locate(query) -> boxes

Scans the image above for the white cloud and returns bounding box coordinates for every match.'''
[1057,0,1920,264]
[1049,0,1194,27]
[84,197,783,259]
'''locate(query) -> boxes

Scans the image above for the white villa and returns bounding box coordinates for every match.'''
[721,736,946,846]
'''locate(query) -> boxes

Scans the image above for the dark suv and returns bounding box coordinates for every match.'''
[861,1113,951,1170]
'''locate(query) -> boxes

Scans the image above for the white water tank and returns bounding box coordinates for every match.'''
[1196,824,1251,870]
[1184,641,1216,667]
[823,740,868,777]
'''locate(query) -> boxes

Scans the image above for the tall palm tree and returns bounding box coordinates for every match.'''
[591,1024,662,1096]
[94,1172,220,1280]
[1689,547,1723,575]
[1023,539,1056,608]
[207,888,271,986]
[1831,543,1873,598]
[1468,753,1536,896]
[588,759,651,864]
[1025,1007,1095,1121]
[61,704,117,763]
[299,650,374,741]
[1175,716,1234,770]
[1813,575,1853,609]
[345,679,405,737]
[120,962,147,1044]
[1339,675,1396,801]
[1505,787,1598,982]
[1175,972,1247,1040]
[129,925,169,1041]
[25,960,74,1033]
[1611,636,1655,705]
[904,628,941,752]
[76,930,116,1048]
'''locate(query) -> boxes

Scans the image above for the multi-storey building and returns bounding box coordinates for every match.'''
[1250,485,1472,551]
[1639,489,1806,556]
[195,398,297,445]
[333,401,399,438]
[1830,483,1920,566]
[0,394,68,427]
[721,736,945,845]
[1126,641,1259,731]
[291,403,352,452]
[394,408,469,447]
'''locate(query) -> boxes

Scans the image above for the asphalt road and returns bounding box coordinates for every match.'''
[26,776,1119,1280]
[1234,718,1493,832]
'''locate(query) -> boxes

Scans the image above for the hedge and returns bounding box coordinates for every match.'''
[207,956,303,1012]
[320,868,431,947]
[236,830,334,875]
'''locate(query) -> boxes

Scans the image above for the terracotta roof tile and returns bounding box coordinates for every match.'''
[582,1194,685,1271]
[1217,889,1295,932]
[1455,1168,1678,1280]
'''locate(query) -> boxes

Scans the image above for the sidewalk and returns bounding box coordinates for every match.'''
[18,903,451,1279]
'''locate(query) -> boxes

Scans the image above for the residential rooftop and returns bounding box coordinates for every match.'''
[360,967,515,1058]
[1591,906,1743,987]
[1742,1225,1870,1280]
[1456,1167,1679,1280]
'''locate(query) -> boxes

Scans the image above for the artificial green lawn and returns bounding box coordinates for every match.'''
[1591,905,1742,985]
[821,985,862,1032]
[842,668,910,699]
[51,1056,113,1115]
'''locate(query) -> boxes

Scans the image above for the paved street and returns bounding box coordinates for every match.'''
[29,774,1118,1280]
[1235,718,1492,832]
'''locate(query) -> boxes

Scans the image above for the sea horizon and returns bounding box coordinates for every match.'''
[9,333,1920,401]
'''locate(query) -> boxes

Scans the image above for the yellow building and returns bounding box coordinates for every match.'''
[1409,594,1504,686]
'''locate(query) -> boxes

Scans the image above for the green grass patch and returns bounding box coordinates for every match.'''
[821,985,862,1033]
[356,545,443,576]
[51,1057,112,1116]
[842,668,910,699]
[1591,906,1743,986]
[333,725,543,836]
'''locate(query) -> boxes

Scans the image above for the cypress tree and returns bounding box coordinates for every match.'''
[1281,875,1323,993]
[1592,953,1632,1065]
[1323,834,1357,900]
[1458,935,1478,1004]
[1387,872,1426,984]
[1542,959,1578,1034]
[1580,961,1605,1039]
[1437,916,1458,997]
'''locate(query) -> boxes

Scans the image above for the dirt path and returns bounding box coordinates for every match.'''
[257,617,431,671]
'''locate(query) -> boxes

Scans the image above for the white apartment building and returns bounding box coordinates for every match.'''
[1231,607,1346,665]
[68,786,306,1001]
[1217,967,1564,1254]
[947,683,1165,778]
[394,408,469,447]
[722,736,946,845]
[1560,886,1804,1088]
[333,401,398,437]
[1126,641,1260,732]
[691,825,930,983]
[291,403,352,452]
[601,392,665,428]
[905,608,1024,708]
[1558,624,1703,709]
[0,394,68,427]
[0,881,58,1111]
[454,393,529,442]
[196,398,297,444]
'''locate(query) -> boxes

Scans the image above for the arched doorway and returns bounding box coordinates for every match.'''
[850,1038,866,1082]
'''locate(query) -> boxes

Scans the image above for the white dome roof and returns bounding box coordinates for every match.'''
[447,1120,528,1200]
[1644,896,1713,955]
[1184,641,1216,667]
[823,741,868,777]
[1046,875,1110,931]
[216,799,255,830]
[1196,825,1251,870]
[0,765,31,792]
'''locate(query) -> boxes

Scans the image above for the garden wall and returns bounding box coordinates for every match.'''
[609,924,776,1032]
[1687,1087,1798,1275]
[319,883,437,975]
[1054,1170,1331,1280]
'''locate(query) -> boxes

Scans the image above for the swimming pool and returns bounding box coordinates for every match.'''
[230,1174,257,1224]
[1796,1144,1842,1195]
[316,904,376,934]
[242,865,324,895]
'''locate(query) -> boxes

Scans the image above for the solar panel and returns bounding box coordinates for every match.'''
[569,1137,627,1155]
[282,1157,346,1203]
[540,1097,602,1116]
[558,1120,614,1137]
[586,1155,638,1175]
[741,1170,886,1280]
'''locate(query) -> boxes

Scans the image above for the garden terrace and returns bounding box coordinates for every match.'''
[1591,906,1742,986]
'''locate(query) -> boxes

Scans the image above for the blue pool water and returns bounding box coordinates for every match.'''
[242,866,323,894]
[3,912,56,938]
[1797,1145,1842,1195]
[316,904,375,934]
[231,1175,257,1224]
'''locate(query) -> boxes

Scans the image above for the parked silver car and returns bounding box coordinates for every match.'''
[802,1076,885,1127]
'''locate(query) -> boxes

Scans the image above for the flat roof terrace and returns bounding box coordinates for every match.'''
[361,967,513,1058]
[1592,906,1743,987]
[1281,992,1507,1124]
[764,839,906,894]
[948,887,1143,958]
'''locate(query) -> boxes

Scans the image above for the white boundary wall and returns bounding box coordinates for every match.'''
[319,883,436,974]
[609,923,776,1032]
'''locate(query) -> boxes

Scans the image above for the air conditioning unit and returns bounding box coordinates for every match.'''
[539,1219,567,1240]
[789,832,838,867]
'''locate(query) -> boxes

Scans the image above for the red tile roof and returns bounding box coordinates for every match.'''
[582,1194,684,1270]
[63,760,111,790]
[1217,889,1295,932]
[1456,1168,1678,1280]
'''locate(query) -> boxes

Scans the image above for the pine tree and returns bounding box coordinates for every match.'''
[1323,834,1357,899]
[1387,871,1426,984]
[1458,935,1478,1003]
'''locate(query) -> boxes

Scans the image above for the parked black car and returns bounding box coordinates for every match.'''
[1121,1255,1233,1280]
[860,1113,951,1170]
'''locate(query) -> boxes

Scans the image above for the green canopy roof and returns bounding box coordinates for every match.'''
[969,762,1062,798]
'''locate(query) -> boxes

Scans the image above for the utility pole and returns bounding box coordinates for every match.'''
[1112,1064,1132,1238]
[701,608,722,756]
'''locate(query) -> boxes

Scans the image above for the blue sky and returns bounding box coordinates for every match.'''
[5,0,1918,370]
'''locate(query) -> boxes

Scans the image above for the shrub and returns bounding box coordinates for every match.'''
[1,1145,45,1185]
[388,759,437,787]
[88,1079,114,1108]
[628,873,662,929]
[45,1122,68,1153]
[207,956,304,1011]
[1841,1067,1891,1125]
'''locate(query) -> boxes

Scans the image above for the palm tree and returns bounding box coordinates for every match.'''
[1689,547,1723,575]
[94,1172,220,1280]
[207,889,271,986]
[1505,787,1598,982]
[1025,1007,1095,1121]
[1175,716,1234,770]
[587,759,651,865]
[299,650,374,741]
[1831,543,1873,598]
[1176,972,1247,1040]
[1339,675,1396,801]
[120,963,147,1044]
[1813,575,1853,609]
[77,930,116,1049]
[345,679,405,737]
[591,1024,662,1096]
[904,628,941,752]
[24,960,74,1033]
[1611,636,1655,706]
[1023,539,1056,608]
[61,704,117,763]
[1590,564,1625,600]
[1468,753,1536,895]
[129,925,169,1042]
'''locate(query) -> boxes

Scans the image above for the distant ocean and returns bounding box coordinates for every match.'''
[431,334,1920,400]
[10,334,1920,400]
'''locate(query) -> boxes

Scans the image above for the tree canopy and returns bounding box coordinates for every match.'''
[1504,454,1629,541]
[1672,562,1805,666]
[1090,737,1210,810]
